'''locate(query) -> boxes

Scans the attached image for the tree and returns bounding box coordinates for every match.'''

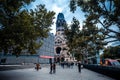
[64,17,80,51]
[65,17,106,61]
[64,17,82,60]
[64,17,92,61]
[102,46,120,59]
[69,0,120,45]
[0,0,55,56]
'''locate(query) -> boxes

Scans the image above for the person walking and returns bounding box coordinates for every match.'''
[35,63,40,71]
[52,62,56,74]
[49,63,53,74]
[49,58,53,74]
[78,61,81,73]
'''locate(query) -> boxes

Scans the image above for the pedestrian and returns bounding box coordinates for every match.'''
[35,63,40,71]
[61,62,64,68]
[49,58,53,74]
[49,63,53,74]
[71,61,74,68]
[78,61,81,73]
[52,62,56,73]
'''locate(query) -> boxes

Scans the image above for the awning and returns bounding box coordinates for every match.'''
[40,55,54,59]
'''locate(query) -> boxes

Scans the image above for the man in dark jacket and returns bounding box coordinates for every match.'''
[49,58,53,74]
[78,61,81,73]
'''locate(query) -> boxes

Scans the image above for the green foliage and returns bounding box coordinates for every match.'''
[74,52,82,61]
[102,46,120,59]
[0,0,55,56]
[69,0,120,44]
[69,0,120,60]
[65,17,87,60]
[64,17,80,51]
[69,0,77,13]
[65,17,106,60]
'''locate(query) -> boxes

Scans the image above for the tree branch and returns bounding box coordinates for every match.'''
[109,0,112,12]
[102,2,108,15]
[105,34,116,39]
[106,39,119,43]
[97,19,120,34]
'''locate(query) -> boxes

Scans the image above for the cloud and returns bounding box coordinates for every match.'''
[28,0,85,34]
[52,4,62,15]
[49,4,63,34]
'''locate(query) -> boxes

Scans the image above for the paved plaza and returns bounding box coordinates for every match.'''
[0,64,115,80]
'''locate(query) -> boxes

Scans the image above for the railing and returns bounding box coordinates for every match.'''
[83,64,120,80]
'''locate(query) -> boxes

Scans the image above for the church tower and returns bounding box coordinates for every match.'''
[54,13,70,63]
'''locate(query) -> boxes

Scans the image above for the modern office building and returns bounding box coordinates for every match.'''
[37,33,55,63]
[0,33,55,64]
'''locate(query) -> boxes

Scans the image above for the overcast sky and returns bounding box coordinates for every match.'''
[28,0,85,34]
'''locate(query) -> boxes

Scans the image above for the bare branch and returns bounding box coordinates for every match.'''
[105,35,116,39]
[97,19,120,34]
[106,39,119,43]
[109,0,112,12]
[102,2,108,15]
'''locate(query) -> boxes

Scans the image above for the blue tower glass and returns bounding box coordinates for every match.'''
[56,13,66,31]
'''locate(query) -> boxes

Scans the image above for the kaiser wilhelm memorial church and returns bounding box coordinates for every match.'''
[54,13,72,63]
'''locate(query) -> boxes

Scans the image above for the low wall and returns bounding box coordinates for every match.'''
[83,64,120,80]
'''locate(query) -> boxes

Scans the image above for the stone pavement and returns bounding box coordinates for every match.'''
[0,63,49,71]
[0,65,115,80]
[38,65,115,80]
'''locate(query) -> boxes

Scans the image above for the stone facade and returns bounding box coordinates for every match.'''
[54,13,70,62]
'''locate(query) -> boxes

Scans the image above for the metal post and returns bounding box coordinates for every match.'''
[37,55,39,63]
